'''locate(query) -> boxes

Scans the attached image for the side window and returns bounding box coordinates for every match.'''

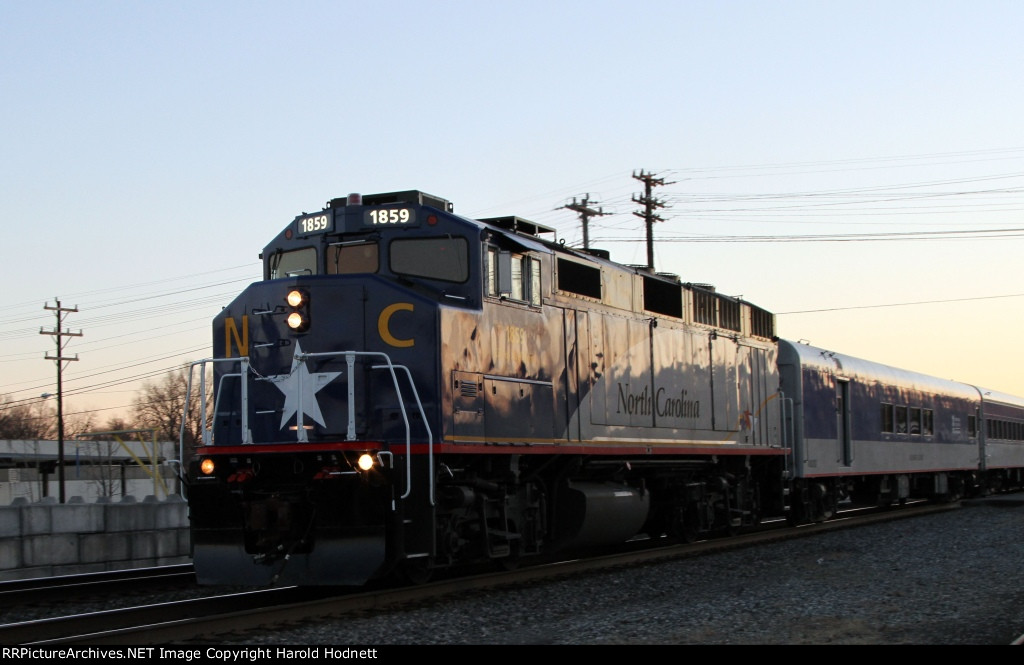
[269,247,318,279]
[327,241,379,275]
[909,407,921,435]
[391,237,469,282]
[921,409,933,435]
[486,247,499,296]
[530,258,541,306]
[880,403,894,433]
[486,245,541,306]
[510,254,524,301]
[895,406,908,433]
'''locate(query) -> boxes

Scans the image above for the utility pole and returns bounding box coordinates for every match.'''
[560,194,610,250]
[40,299,81,504]
[632,170,674,271]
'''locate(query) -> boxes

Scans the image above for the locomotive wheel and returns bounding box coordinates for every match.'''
[667,504,699,543]
[945,482,963,503]
[499,541,522,571]
[400,558,433,585]
[681,518,699,543]
[810,482,834,522]
[643,512,667,540]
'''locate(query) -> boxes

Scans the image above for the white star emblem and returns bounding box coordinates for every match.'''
[266,341,342,430]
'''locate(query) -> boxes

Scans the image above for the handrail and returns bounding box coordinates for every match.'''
[299,350,431,503]
[182,350,430,503]
[181,356,252,496]
[374,363,434,503]
[780,390,794,480]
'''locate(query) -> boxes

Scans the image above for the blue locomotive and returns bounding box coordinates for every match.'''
[182,190,1024,586]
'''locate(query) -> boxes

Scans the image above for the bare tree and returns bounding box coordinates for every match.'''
[102,416,134,432]
[62,409,98,440]
[130,364,210,449]
[0,395,56,439]
[72,439,123,499]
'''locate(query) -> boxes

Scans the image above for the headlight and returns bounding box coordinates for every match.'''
[285,289,310,331]
[357,453,375,471]
[200,458,215,475]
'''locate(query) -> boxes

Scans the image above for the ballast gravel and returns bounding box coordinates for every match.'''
[223,496,1024,646]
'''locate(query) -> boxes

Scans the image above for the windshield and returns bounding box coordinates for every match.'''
[327,241,379,275]
[269,247,317,279]
[390,237,469,283]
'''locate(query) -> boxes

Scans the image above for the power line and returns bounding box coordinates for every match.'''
[777,292,1024,315]
[592,226,1024,243]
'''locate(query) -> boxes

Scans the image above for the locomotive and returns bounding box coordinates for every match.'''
[182,190,1024,586]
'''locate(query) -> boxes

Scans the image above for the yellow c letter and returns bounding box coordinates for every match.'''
[378,302,415,348]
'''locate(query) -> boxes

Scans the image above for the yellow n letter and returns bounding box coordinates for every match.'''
[225,315,249,358]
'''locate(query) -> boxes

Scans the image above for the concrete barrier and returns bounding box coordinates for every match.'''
[0,495,190,581]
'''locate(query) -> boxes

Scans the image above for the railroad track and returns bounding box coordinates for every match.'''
[0,564,197,607]
[0,501,958,645]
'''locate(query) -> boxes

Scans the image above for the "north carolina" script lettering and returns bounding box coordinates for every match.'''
[616,383,701,419]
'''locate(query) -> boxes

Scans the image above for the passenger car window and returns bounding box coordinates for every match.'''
[895,406,908,433]
[909,407,921,435]
[880,403,894,433]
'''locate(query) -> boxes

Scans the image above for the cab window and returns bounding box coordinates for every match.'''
[327,241,379,274]
[269,247,317,279]
[391,237,469,282]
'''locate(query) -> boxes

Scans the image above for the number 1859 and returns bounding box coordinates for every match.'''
[368,209,412,224]
[300,214,329,233]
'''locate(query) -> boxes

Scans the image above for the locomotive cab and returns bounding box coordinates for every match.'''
[187,191,480,585]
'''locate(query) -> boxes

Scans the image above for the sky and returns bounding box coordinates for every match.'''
[3,0,1024,426]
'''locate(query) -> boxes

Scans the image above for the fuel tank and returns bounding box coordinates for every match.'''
[553,480,650,551]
